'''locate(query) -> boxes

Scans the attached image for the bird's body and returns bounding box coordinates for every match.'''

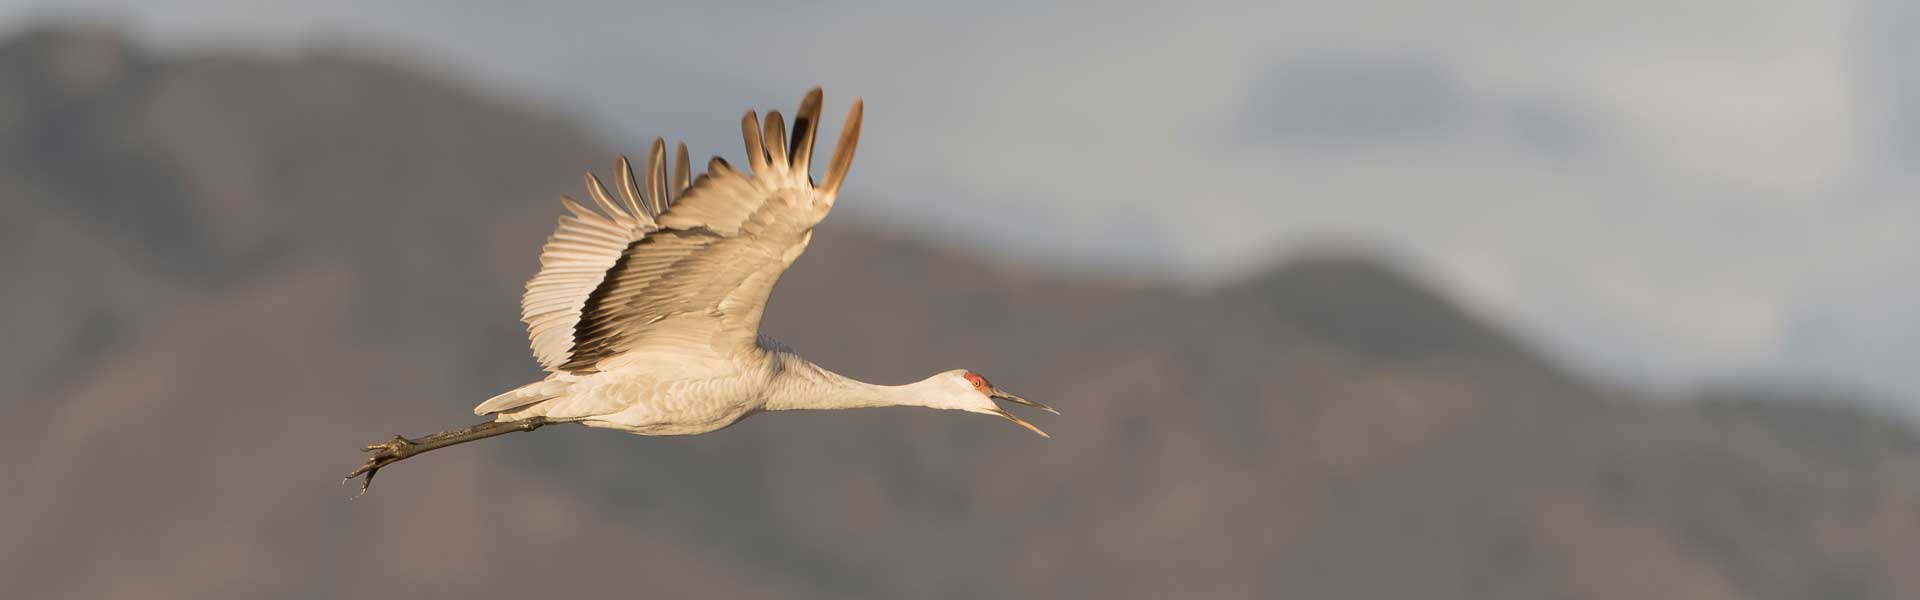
[476,336,774,437]
[479,335,902,436]
[347,88,1054,494]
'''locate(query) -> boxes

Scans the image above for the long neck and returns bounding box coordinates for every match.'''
[762,352,924,412]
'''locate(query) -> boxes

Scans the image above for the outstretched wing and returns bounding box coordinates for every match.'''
[520,88,864,374]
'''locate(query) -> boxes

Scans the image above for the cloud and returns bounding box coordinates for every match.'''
[1245,57,1466,145]
[1592,51,1863,191]
[1500,97,1600,159]
[1864,0,1920,165]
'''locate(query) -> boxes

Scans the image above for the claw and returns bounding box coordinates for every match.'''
[351,468,377,498]
[345,436,417,498]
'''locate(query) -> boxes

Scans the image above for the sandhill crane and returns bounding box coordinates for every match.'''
[345,88,1055,495]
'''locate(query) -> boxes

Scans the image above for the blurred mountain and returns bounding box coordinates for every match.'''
[7,25,1920,599]
[1218,254,1569,379]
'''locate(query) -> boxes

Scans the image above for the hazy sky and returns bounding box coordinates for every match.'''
[7,0,1918,406]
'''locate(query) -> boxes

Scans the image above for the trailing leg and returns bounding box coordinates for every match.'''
[344,417,548,497]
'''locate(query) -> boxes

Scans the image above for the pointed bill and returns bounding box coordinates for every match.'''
[992,388,1060,415]
[989,408,1050,438]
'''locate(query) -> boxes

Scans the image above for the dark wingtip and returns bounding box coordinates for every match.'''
[821,98,864,197]
[791,87,825,173]
[762,110,789,170]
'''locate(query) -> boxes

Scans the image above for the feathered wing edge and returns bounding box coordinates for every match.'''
[514,87,864,381]
[738,88,864,203]
[521,134,694,373]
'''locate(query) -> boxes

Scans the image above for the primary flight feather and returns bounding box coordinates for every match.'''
[346,88,1056,495]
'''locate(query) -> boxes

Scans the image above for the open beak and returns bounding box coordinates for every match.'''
[989,387,1057,438]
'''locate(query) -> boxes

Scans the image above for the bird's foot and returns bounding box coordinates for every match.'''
[344,434,421,498]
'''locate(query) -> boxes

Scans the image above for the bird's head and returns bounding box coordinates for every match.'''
[924,369,1058,438]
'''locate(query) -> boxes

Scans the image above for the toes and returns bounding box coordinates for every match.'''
[347,434,421,498]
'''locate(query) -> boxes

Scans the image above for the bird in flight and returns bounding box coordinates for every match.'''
[346,88,1056,495]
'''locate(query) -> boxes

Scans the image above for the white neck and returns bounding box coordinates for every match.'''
[761,353,932,412]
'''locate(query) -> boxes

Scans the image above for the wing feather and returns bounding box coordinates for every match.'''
[615,155,656,221]
[742,110,768,175]
[789,87,822,179]
[672,142,692,201]
[520,87,863,374]
[761,110,789,173]
[646,139,670,214]
[584,172,648,229]
[821,99,864,199]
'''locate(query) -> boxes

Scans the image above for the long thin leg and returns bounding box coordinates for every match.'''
[344,417,548,497]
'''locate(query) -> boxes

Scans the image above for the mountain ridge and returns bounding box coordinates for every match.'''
[8,24,1920,600]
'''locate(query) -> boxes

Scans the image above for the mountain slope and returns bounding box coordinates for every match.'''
[1219,254,1567,378]
[7,25,1920,600]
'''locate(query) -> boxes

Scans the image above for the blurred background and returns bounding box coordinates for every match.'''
[3,1,1918,598]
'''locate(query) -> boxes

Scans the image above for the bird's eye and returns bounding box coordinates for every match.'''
[964,371,988,391]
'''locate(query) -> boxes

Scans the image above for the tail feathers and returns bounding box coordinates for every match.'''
[474,379,572,416]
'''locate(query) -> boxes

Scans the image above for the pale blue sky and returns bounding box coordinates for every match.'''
[7,0,1918,407]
